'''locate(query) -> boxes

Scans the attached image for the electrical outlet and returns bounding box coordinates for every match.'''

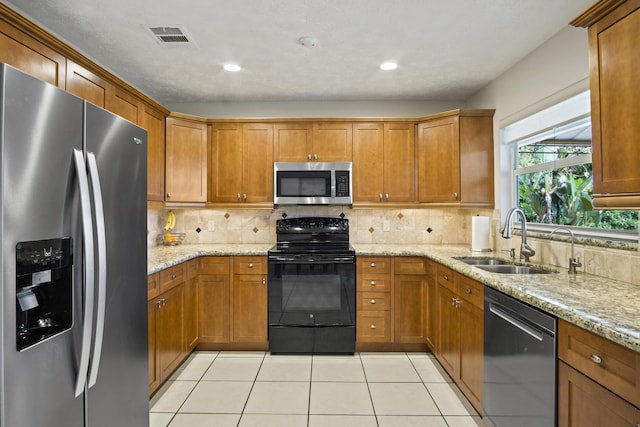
[208,220,215,231]
[383,219,391,232]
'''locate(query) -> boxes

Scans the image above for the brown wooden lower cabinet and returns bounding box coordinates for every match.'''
[558,361,640,427]
[198,273,231,343]
[232,256,268,344]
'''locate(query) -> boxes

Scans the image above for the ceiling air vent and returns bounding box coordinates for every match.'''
[147,26,195,47]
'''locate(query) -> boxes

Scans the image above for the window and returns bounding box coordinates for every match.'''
[504,91,638,240]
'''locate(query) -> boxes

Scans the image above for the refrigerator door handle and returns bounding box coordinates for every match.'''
[72,149,96,397]
[86,152,107,389]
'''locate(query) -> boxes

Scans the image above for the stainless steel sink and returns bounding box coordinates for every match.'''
[474,264,555,274]
[453,256,511,266]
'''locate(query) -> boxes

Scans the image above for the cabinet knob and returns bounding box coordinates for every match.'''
[453,192,458,199]
[590,354,603,364]
[443,274,449,281]
[243,193,247,202]
[370,262,376,268]
[237,193,241,201]
[262,277,266,285]
[385,193,389,201]
[248,263,254,268]
[370,281,376,286]
[314,154,318,160]
[156,301,161,308]
[166,192,172,198]
[370,324,377,329]
[466,288,472,294]
[370,299,376,304]
[171,274,177,280]
[379,193,383,202]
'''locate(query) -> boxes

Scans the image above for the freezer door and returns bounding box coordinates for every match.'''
[84,102,149,427]
[1,65,85,427]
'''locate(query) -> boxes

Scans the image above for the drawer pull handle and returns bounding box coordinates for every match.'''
[248,263,254,268]
[444,274,449,281]
[370,262,376,268]
[466,288,472,294]
[590,354,603,364]
[370,324,376,329]
[370,281,376,286]
[171,274,177,280]
[370,299,376,304]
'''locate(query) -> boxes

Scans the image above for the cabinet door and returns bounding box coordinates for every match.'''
[148,299,159,394]
[106,86,140,124]
[243,124,274,203]
[209,124,244,202]
[157,285,184,381]
[0,21,66,87]
[65,60,110,108]
[458,298,483,413]
[437,284,460,378]
[141,104,166,202]
[198,274,231,343]
[383,123,415,202]
[312,122,353,162]
[558,361,640,427]
[233,274,268,343]
[273,123,313,162]
[353,123,384,202]
[165,117,207,202]
[589,5,640,206]
[424,272,437,352]
[417,117,461,203]
[394,275,426,343]
[184,276,198,351]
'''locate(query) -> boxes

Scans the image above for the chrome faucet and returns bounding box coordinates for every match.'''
[550,226,582,274]
[502,208,535,262]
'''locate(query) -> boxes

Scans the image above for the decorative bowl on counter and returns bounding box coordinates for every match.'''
[157,232,185,246]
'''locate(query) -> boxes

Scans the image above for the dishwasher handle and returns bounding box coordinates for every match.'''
[489,303,544,342]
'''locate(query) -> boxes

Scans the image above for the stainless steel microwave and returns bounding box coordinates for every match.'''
[273,162,352,205]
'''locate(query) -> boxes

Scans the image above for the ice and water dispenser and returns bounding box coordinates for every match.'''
[16,238,73,351]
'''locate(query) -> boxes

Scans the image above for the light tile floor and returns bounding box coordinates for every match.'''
[150,351,486,427]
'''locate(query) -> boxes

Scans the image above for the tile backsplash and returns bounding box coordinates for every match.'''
[148,207,638,285]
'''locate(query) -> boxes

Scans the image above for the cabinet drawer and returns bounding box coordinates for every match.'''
[357,292,390,311]
[436,265,457,293]
[458,275,484,308]
[558,319,640,408]
[357,256,391,274]
[394,257,428,275]
[233,256,267,274]
[148,273,159,301]
[357,275,391,292]
[199,256,230,275]
[186,258,199,280]
[357,311,391,342]
[159,263,186,293]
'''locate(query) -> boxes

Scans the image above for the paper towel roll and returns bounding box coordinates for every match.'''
[471,216,491,252]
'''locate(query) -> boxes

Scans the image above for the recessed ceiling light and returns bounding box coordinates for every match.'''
[380,62,398,71]
[223,64,241,72]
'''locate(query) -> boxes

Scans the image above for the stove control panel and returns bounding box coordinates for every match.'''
[276,217,349,234]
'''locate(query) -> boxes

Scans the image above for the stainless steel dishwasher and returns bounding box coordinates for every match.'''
[483,286,557,427]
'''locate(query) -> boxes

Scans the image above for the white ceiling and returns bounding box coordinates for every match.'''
[5,0,594,105]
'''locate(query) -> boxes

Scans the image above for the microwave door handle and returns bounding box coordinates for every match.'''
[86,152,107,389]
[72,149,95,397]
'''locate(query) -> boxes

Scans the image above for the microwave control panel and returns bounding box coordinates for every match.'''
[335,171,350,197]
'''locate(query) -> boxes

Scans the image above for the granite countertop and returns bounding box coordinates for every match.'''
[148,243,640,353]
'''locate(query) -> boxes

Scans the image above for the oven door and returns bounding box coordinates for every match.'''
[268,253,355,327]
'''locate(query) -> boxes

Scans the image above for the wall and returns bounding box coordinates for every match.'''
[149,207,496,248]
[466,25,639,284]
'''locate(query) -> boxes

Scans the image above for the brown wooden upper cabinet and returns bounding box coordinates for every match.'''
[417,110,494,207]
[142,104,166,202]
[0,18,66,87]
[353,123,415,204]
[165,116,207,202]
[209,123,274,204]
[571,0,640,209]
[274,122,352,162]
[65,60,110,108]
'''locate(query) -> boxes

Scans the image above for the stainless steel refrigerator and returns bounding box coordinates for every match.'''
[0,63,149,427]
